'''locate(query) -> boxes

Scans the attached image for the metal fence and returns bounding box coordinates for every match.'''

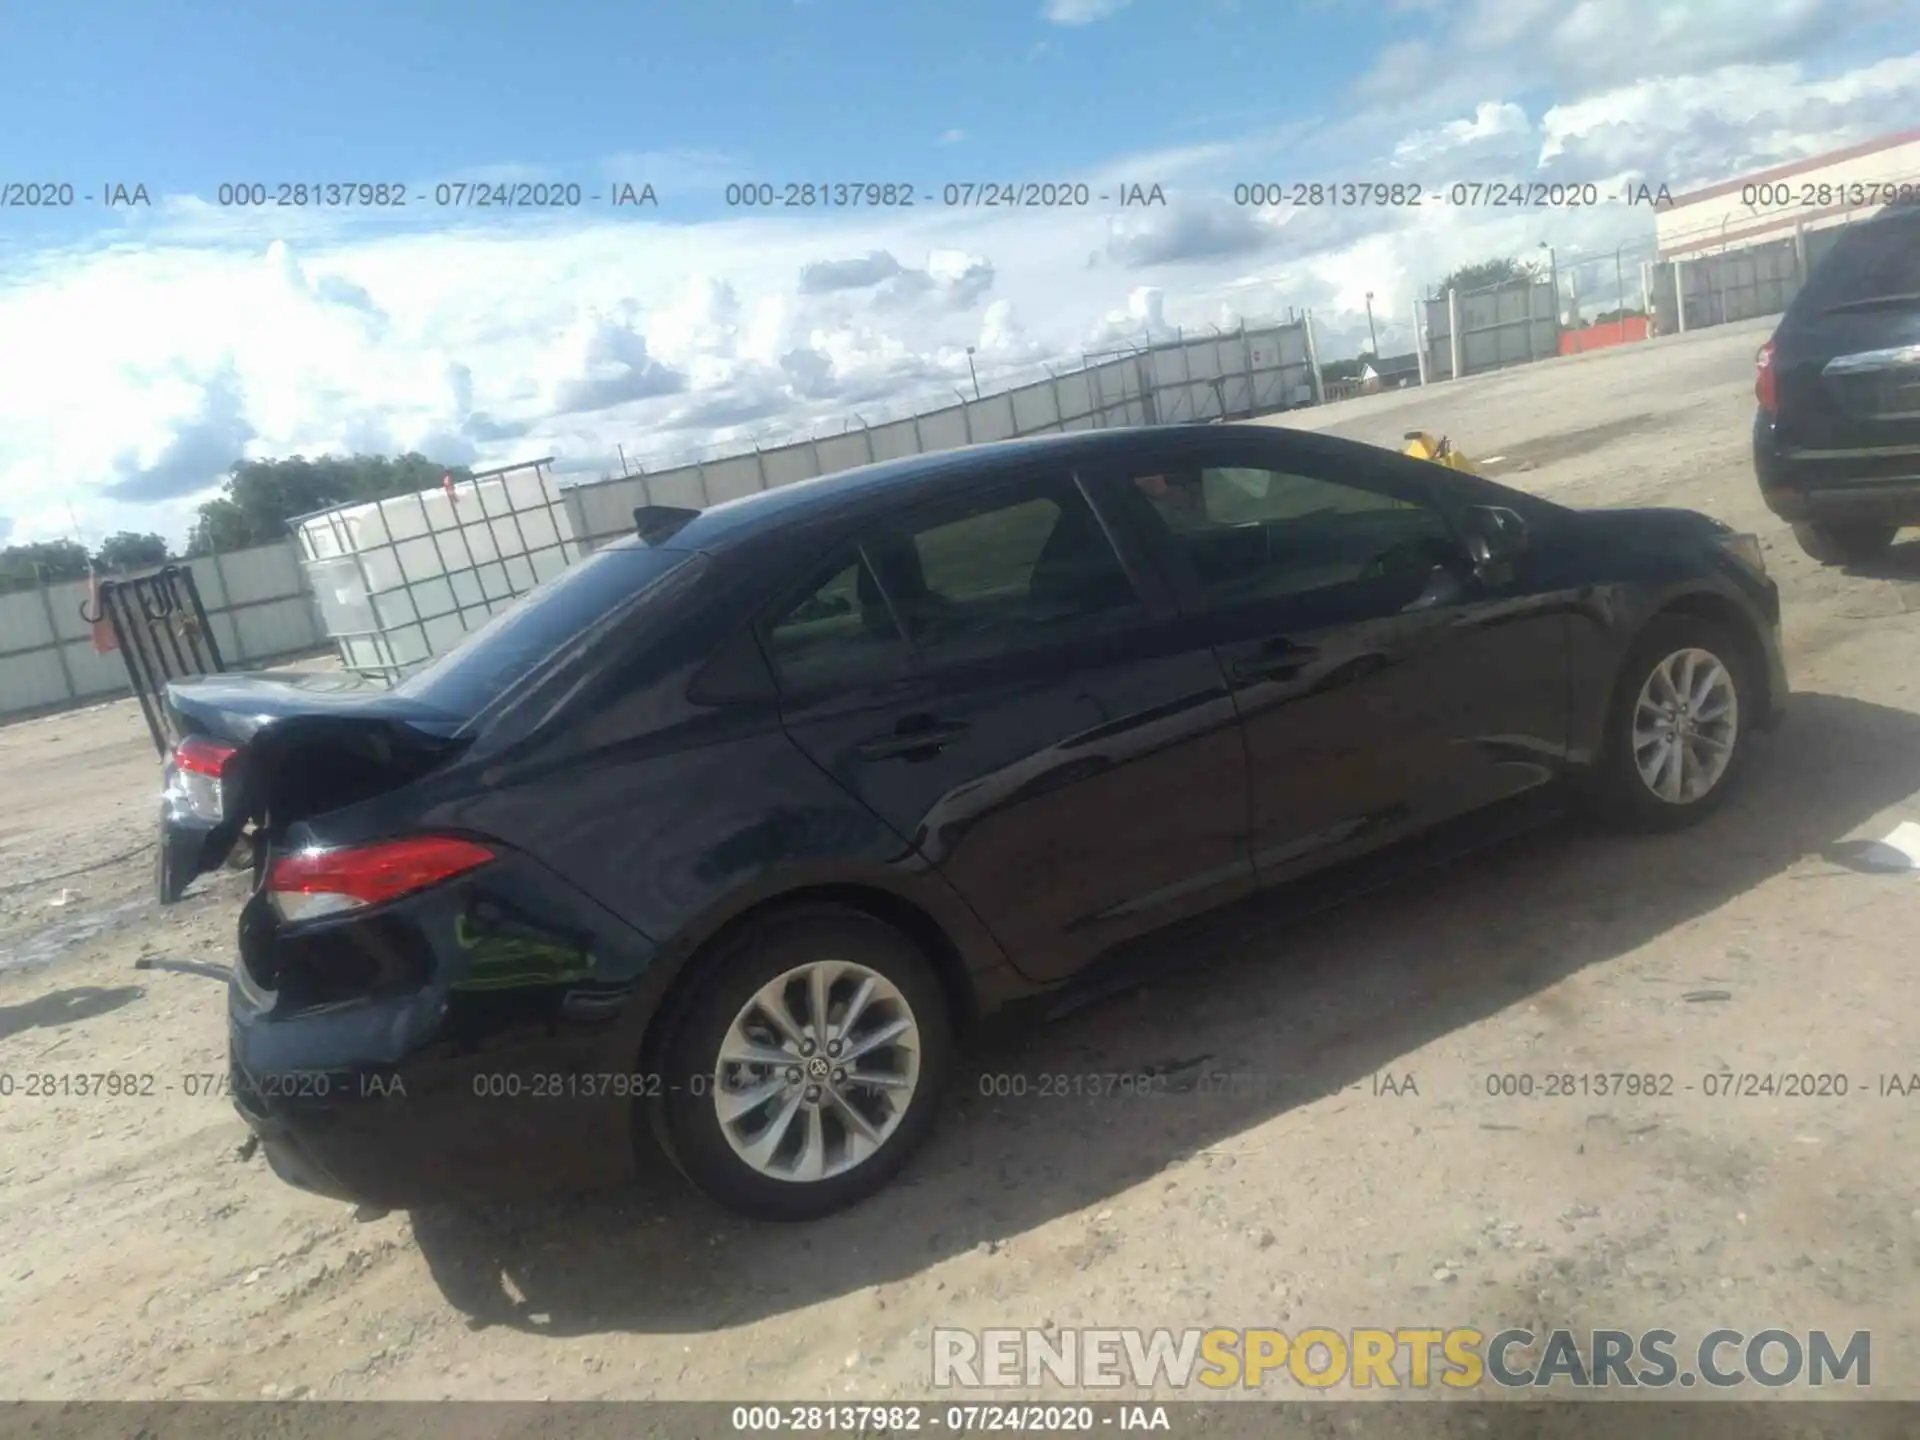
[1556,237,1659,325]
[0,538,327,723]
[1659,239,1800,332]
[1420,277,1561,381]
[562,319,1320,551]
[1409,200,1906,370]
[598,319,1323,478]
[1647,215,1871,335]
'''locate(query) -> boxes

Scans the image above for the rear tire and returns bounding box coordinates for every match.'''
[651,905,953,1222]
[1594,614,1756,833]
[1791,520,1897,565]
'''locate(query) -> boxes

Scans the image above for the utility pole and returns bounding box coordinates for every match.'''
[1364,292,1378,357]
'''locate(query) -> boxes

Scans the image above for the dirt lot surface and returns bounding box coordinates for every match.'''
[4,317,1919,1414]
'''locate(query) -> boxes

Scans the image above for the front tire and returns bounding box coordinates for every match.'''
[1595,615,1755,832]
[1791,520,1897,565]
[652,905,953,1222]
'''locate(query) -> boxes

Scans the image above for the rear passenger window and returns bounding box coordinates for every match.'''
[865,479,1141,665]
[761,551,908,692]
[1796,208,1920,312]
[914,496,1060,604]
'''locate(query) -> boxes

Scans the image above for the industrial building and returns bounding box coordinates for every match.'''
[1647,128,1920,334]
[1654,127,1920,262]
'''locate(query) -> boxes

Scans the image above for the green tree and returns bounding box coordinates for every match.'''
[92,530,171,572]
[1320,356,1370,383]
[0,539,92,593]
[186,452,476,554]
[1437,256,1539,296]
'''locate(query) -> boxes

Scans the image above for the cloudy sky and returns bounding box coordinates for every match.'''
[1,0,1915,550]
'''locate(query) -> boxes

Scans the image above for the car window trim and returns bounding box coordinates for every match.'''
[1082,435,1456,615]
[1069,467,1182,615]
[754,540,919,704]
[843,466,1159,679]
[755,441,1470,698]
[751,469,1157,700]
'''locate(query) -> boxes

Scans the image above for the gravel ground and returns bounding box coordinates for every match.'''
[2,316,1918,1414]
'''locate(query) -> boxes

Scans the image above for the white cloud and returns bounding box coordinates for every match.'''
[3,35,1915,548]
[1393,102,1533,167]
[938,128,968,146]
[540,305,689,416]
[1361,0,1896,101]
[102,361,257,503]
[977,298,1048,363]
[796,247,996,312]
[651,277,746,368]
[1041,0,1131,24]
[1105,201,1286,268]
[1536,52,1920,183]
[1088,286,1180,347]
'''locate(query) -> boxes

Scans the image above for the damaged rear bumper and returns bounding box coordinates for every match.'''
[227,1006,647,1207]
[224,856,671,1208]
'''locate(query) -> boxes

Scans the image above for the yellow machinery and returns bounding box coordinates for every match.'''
[1401,430,1479,474]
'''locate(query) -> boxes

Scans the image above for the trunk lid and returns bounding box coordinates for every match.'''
[156,671,468,904]
[157,542,702,904]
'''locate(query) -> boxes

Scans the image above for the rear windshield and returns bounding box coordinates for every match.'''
[1793,207,1920,312]
[393,543,693,716]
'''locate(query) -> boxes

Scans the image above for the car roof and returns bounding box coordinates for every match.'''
[632,424,1255,554]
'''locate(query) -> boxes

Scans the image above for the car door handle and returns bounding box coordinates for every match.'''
[856,715,970,761]
[1228,644,1316,684]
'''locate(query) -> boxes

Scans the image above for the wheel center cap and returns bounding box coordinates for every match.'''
[806,1056,832,1082]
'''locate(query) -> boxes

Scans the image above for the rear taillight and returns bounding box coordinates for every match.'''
[170,735,239,822]
[1755,339,1778,412]
[267,835,496,924]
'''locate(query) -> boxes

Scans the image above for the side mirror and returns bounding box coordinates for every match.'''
[1459,505,1529,567]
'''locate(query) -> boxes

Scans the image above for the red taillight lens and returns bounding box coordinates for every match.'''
[267,836,496,923]
[175,735,238,776]
[170,735,240,822]
[1755,340,1778,412]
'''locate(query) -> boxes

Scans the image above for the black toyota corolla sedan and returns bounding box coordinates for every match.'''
[157,423,1786,1221]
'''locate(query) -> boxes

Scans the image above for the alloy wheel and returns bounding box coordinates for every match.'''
[712,960,922,1183]
[1631,647,1739,805]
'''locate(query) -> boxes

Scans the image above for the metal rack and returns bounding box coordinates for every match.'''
[289,458,578,683]
[78,564,226,753]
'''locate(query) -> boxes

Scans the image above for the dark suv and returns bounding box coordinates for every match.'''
[1754,199,1920,564]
